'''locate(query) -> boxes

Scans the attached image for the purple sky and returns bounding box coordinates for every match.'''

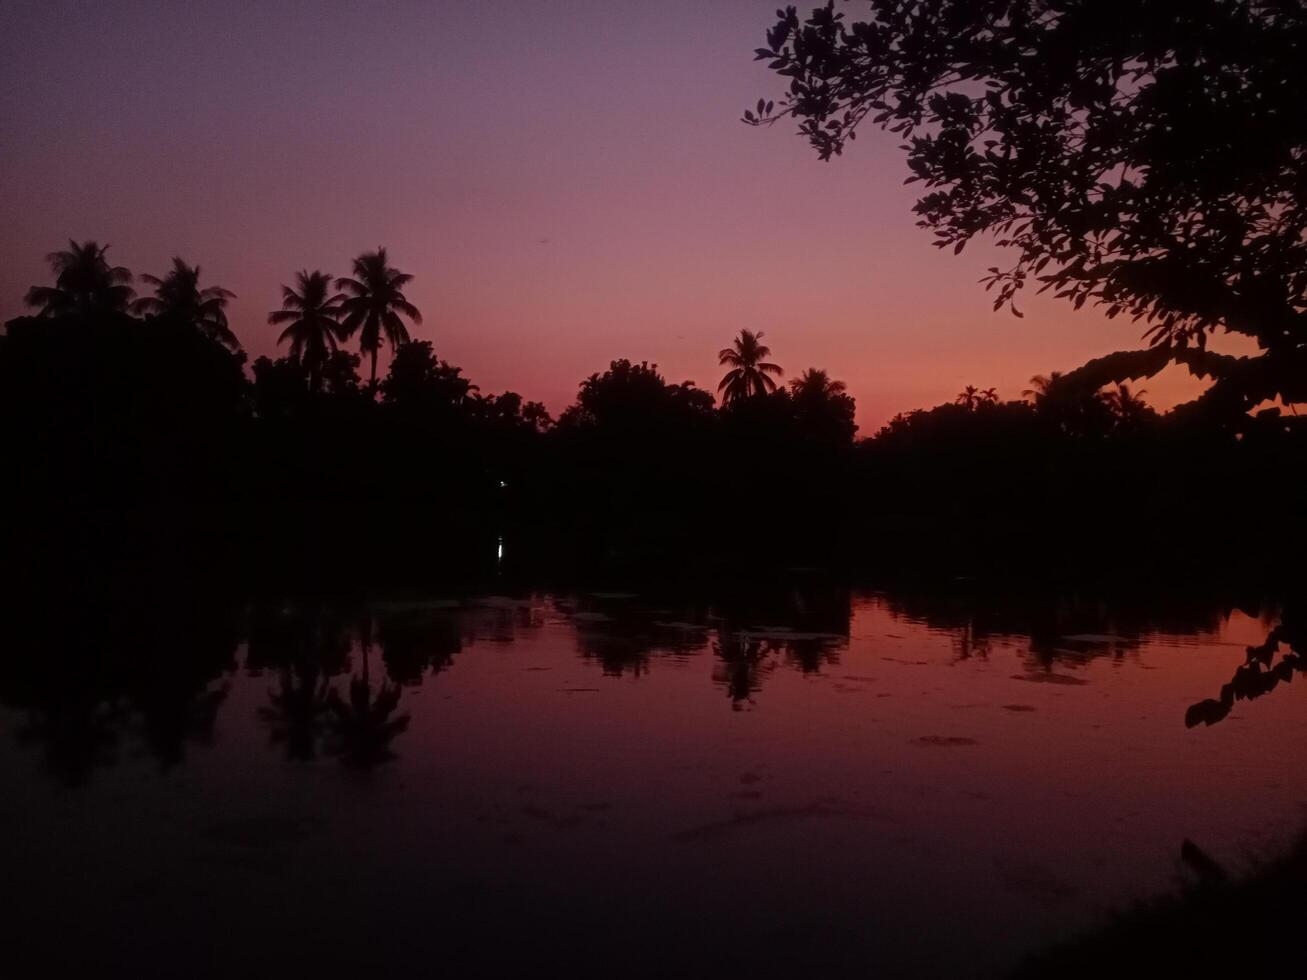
[0,0,1219,427]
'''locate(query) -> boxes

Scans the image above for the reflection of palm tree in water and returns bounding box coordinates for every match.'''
[327,618,410,768]
[782,637,841,674]
[137,680,229,771]
[16,696,127,786]
[261,666,333,761]
[952,623,991,661]
[378,612,460,685]
[250,604,352,760]
[712,634,775,709]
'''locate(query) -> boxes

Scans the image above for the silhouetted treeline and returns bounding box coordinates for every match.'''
[855,382,1307,566]
[3,306,1305,586]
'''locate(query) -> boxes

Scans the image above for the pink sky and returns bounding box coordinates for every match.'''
[0,0,1221,430]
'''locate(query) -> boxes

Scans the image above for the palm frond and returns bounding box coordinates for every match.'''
[393,299,422,323]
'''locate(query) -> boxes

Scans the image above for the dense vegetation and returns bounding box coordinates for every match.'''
[2,239,1304,589]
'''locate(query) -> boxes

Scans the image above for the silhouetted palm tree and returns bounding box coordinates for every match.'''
[24,240,134,316]
[1021,372,1065,404]
[1024,370,1116,436]
[268,271,346,392]
[336,248,423,389]
[1105,383,1150,426]
[132,257,240,350]
[980,387,999,404]
[718,329,783,404]
[956,385,980,410]
[789,367,847,400]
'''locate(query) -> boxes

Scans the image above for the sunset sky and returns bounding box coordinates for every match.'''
[0,0,1220,428]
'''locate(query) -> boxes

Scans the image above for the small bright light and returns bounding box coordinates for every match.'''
[499,480,507,488]
[496,537,504,562]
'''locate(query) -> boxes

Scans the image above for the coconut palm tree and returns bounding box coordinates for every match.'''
[132,257,240,350]
[1105,383,1150,427]
[790,366,857,442]
[1024,370,1117,436]
[1021,371,1065,404]
[336,248,423,389]
[717,329,783,404]
[956,385,981,410]
[268,271,346,392]
[789,367,847,401]
[24,240,134,316]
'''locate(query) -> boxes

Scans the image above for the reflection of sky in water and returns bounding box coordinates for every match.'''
[0,589,1302,976]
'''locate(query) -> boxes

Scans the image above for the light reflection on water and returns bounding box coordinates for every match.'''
[1,585,1303,977]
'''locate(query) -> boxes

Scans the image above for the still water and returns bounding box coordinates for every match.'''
[2,582,1304,977]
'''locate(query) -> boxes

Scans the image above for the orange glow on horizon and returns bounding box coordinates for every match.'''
[0,1,1253,430]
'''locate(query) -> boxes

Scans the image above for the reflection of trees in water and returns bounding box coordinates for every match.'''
[251,608,417,767]
[326,674,409,769]
[712,583,850,703]
[880,587,1237,673]
[245,603,353,677]
[250,602,502,765]
[2,584,1295,780]
[462,599,546,645]
[248,603,354,763]
[326,617,409,769]
[249,599,550,764]
[135,676,229,771]
[0,597,240,784]
[576,629,656,677]
[562,594,715,677]
[14,695,128,786]
[881,586,1307,726]
[0,596,471,780]
[260,666,332,761]
[378,611,461,685]
[712,634,776,709]
[709,633,843,708]
[952,624,990,661]
[779,636,841,674]
[564,584,850,696]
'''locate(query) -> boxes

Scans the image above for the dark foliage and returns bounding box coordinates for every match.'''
[749,1,1307,415]
[133,257,240,351]
[4,301,1306,585]
[24,240,135,316]
[1013,830,1307,978]
[0,311,248,578]
[1186,599,1306,728]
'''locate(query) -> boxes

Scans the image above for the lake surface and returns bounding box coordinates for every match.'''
[2,581,1305,977]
